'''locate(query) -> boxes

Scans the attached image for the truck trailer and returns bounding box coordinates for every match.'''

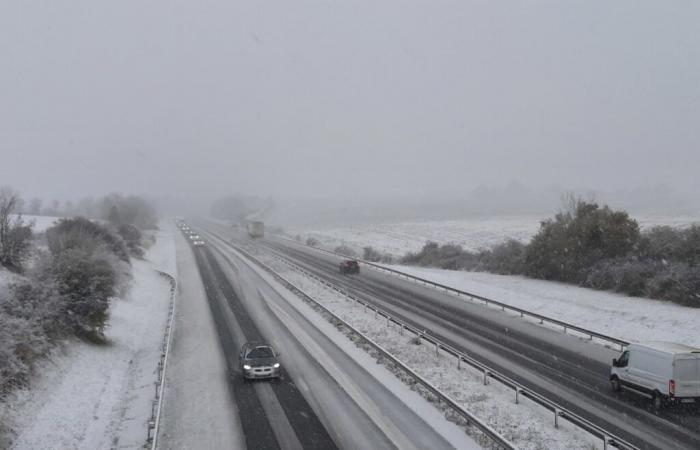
[247,221,265,238]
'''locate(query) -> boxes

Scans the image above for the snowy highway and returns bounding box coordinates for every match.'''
[184,219,700,450]
[160,222,480,449]
[250,235,700,450]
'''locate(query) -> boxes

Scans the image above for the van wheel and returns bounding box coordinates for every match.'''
[652,392,663,411]
[610,377,621,392]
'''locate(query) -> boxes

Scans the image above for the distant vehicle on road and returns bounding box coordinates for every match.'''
[247,221,265,239]
[193,239,206,246]
[239,342,281,381]
[611,342,700,409]
[339,260,360,275]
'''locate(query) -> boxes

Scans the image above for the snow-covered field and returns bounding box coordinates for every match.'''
[255,253,600,450]
[11,214,62,233]
[1,223,175,449]
[291,214,700,257]
[383,265,700,348]
[292,216,542,256]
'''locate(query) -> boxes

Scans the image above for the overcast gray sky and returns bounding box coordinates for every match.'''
[1,1,699,204]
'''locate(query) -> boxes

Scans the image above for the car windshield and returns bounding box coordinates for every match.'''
[246,347,274,359]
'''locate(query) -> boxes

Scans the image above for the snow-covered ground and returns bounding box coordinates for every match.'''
[254,253,600,450]
[291,214,700,257]
[1,223,175,449]
[11,214,62,233]
[292,216,542,256]
[382,265,700,348]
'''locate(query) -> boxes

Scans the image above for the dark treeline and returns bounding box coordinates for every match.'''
[402,197,700,307]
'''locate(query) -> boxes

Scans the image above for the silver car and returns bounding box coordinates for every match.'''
[239,342,281,381]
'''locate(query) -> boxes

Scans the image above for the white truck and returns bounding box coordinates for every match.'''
[247,221,264,239]
[610,341,700,409]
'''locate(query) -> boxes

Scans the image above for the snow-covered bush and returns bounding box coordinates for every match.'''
[0,187,33,271]
[117,223,144,258]
[51,248,117,342]
[584,258,660,296]
[524,200,640,283]
[479,239,527,275]
[401,242,479,270]
[47,217,129,263]
[100,193,158,230]
[45,218,130,342]
[334,245,357,258]
[0,275,59,395]
[362,246,394,264]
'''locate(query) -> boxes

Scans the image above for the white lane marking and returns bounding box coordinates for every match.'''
[260,292,421,450]
[254,382,304,450]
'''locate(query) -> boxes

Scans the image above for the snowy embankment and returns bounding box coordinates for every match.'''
[2,223,175,449]
[256,254,599,450]
[383,265,700,348]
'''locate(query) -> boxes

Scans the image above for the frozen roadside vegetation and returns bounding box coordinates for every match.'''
[290,214,700,258]
[384,265,700,348]
[0,224,175,449]
[255,253,600,450]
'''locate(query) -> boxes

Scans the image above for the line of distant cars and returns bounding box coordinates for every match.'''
[175,219,282,383]
[175,219,206,246]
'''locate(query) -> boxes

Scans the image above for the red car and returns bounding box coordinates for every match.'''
[339,260,360,275]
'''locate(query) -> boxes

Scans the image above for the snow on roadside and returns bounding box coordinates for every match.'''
[382,265,700,348]
[2,223,175,450]
[254,253,600,450]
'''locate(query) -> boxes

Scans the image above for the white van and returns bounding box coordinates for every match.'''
[610,342,700,409]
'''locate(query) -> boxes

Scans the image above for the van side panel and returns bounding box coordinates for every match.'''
[628,347,672,394]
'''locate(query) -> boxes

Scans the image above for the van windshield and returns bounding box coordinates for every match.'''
[618,350,629,367]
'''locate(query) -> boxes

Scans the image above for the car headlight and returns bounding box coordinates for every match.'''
[273,363,280,368]
[243,364,251,370]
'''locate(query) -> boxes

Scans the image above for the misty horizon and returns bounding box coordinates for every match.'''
[2,1,699,218]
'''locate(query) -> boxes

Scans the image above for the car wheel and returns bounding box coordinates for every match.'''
[652,392,663,411]
[610,377,621,392]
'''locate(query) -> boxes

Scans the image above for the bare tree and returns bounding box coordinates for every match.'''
[0,187,33,270]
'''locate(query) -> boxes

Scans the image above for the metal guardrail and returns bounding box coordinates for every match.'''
[261,247,640,450]
[146,270,177,450]
[275,236,630,351]
[228,243,517,450]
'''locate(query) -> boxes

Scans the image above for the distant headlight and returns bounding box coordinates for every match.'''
[273,363,280,368]
[243,364,251,370]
